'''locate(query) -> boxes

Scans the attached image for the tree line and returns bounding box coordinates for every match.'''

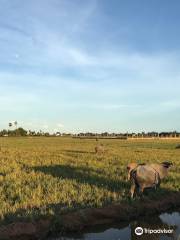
[75,131,180,138]
[0,129,180,138]
[0,122,179,137]
[0,121,50,137]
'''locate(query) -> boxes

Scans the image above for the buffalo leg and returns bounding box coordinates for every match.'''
[139,185,145,198]
[130,183,136,198]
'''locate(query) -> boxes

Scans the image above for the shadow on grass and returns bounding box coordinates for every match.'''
[32,164,129,192]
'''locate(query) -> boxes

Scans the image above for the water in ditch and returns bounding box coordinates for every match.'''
[47,211,180,240]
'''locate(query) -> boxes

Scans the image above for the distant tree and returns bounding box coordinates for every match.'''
[8,123,12,136]
[0,129,8,136]
[14,121,18,129]
[14,121,18,136]
[44,132,50,137]
[16,127,27,136]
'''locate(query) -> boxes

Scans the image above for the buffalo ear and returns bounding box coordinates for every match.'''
[161,162,173,168]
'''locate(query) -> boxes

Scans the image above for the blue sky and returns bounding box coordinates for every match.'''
[0,0,180,133]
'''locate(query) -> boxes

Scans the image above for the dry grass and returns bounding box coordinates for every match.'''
[0,137,179,225]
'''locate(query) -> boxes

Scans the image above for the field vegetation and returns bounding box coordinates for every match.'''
[0,137,179,226]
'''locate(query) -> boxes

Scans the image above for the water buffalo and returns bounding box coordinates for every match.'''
[95,144,105,154]
[127,162,138,180]
[127,162,173,198]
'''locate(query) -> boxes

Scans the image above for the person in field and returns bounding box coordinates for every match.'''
[127,162,173,198]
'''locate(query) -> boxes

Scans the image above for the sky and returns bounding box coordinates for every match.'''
[0,0,180,133]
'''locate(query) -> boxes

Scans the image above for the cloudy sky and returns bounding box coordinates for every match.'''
[0,0,180,133]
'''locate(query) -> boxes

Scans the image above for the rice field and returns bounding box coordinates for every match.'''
[0,137,179,225]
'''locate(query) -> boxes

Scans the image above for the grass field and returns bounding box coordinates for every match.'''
[0,137,179,226]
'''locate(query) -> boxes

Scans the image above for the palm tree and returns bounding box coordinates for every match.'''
[14,121,18,129]
[14,121,18,136]
[8,122,12,136]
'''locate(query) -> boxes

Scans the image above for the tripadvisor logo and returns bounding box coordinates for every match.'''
[135,227,143,235]
[135,226,174,235]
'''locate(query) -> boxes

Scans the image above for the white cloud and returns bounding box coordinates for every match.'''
[57,123,64,128]
[42,124,49,129]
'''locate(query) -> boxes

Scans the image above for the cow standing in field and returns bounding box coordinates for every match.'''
[127,162,173,198]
